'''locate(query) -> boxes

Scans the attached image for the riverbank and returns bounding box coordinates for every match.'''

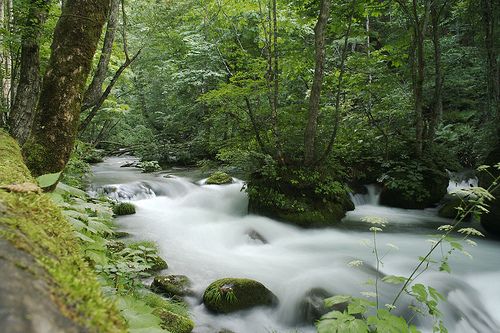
[0,130,194,333]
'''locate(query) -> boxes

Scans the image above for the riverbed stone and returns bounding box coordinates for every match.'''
[151,275,193,298]
[206,171,233,185]
[203,278,278,313]
[245,229,268,244]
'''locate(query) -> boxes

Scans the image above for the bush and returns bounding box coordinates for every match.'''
[113,203,136,216]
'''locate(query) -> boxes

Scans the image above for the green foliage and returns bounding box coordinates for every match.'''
[113,202,137,215]
[36,171,62,189]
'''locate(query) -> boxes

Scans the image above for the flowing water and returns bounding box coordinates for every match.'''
[91,157,500,333]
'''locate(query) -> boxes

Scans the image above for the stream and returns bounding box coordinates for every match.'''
[91,157,500,333]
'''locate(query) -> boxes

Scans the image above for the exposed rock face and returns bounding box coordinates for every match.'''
[203,278,278,313]
[0,239,86,333]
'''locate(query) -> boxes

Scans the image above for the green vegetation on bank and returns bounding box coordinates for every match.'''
[0,130,194,333]
[0,130,125,332]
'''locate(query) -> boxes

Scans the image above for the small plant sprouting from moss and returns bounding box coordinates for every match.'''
[113,202,136,216]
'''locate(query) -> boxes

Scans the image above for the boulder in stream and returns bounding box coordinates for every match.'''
[112,202,136,216]
[151,275,193,298]
[206,171,233,185]
[203,278,278,313]
[153,309,194,333]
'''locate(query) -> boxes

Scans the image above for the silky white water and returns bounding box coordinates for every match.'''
[91,158,500,333]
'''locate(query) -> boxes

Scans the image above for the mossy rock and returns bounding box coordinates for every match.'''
[153,309,194,333]
[111,231,130,239]
[113,202,136,216]
[203,278,278,314]
[149,255,168,272]
[151,275,193,298]
[206,171,233,185]
[139,161,162,173]
[247,167,354,228]
[106,240,126,253]
[380,167,449,209]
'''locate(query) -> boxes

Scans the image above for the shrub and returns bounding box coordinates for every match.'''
[139,161,161,173]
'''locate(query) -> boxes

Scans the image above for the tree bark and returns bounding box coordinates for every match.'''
[318,0,357,165]
[8,0,51,145]
[304,0,331,166]
[82,0,120,111]
[23,0,110,177]
[428,1,444,144]
[481,0,499,140]
[1,0,13,109]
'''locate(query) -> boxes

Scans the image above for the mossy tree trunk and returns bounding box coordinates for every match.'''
[8,0,51,145]
[23,0,110,177]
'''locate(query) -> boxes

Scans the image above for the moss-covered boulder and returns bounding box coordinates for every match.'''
[151,275,193,298]
[206,171,233,185]
[113,202,136,216]
[153,309,194,333]
[203,278,278,313]
[379,163,449,209]
[139,161,162,173]
[247,167,354,228]
[479,147,500,236]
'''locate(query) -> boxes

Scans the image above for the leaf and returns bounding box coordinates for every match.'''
[325,295,352,307]
[382,275,407,285]
[37,172,62,189]
[439,261,451,273]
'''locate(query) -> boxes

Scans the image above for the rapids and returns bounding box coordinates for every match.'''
[91,157,500,333]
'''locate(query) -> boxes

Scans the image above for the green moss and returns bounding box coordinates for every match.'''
[203,278,277,313]
[206,171,233,185]
[0,130,125,332]
[153,309,194,333]
[247,166,354,227]
[151,275,192,298]
[113,202,136,215]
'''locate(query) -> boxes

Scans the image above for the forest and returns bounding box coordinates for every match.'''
[0,0,499,332]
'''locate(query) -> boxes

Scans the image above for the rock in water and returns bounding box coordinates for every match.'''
[203,278,278,313]
[206,171,233,185]
[151,275,193,298]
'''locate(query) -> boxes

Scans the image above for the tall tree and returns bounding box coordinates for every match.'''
[304,0,331,166]
[23,0,110,177]
[395,0,432,157]
[8,0,51,144]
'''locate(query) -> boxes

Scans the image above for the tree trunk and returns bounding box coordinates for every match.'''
[318,0,357,164]
[428,2,443,144]
[414,27,425,157]
[8,0,51,145]
[1,0,13,108]
[304,0,330,166]
[23,0,110,177]
[82,0,120,110]
[481,0,499,140]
